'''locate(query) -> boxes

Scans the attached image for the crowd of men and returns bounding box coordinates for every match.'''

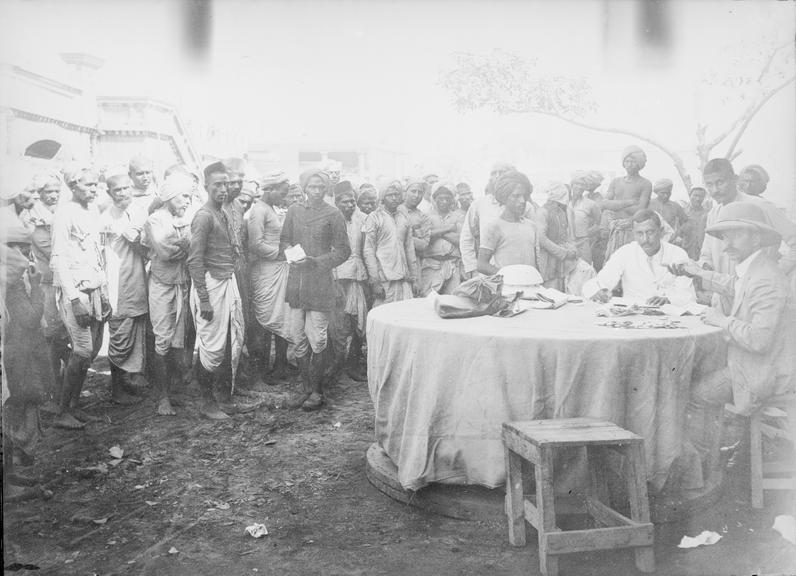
[1,146,795,498]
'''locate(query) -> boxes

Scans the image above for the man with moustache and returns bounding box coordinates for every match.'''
[455,182,473,214]
[128,155,157,225]
[100,170,149,405]
[419,182,463,296]
[188,162,245,420]
[583,209,695,306]
[280,169,350,411]
[329,181,369,382]
[699,158,796,303]
[142,173,194,416]
[671,203,795,484]
[50,165,111,429]
[27,172,70,411]
[400,177,432,273]
[363,180,418,307]
[247,171,293,385]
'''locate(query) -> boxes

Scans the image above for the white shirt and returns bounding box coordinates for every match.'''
[582,240,696,306]
[733,249,763,302]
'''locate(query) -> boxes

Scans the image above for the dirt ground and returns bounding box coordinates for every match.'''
[4,355,796,576]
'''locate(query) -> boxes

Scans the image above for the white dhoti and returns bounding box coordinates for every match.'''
[149,277,188,355]
[190,273,245,389]
[250,260,292,341]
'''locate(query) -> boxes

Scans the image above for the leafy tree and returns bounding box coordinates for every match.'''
[441,41,794,191]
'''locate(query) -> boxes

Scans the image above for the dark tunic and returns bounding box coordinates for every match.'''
[280,201,351,313]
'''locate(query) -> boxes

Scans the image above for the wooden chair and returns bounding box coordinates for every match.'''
[750,392,796,509]
[502,418,654,576]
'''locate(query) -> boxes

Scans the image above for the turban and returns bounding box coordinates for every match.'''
[159,173,195,203]
[404,176,426,191]
[544,181,569,205]
[571,170,589,184]
[261,170,289,189]
[31,171,62,192]
[334,180,355,198]
[741,164,769,185]
[493,171,532,205]
[653,178,673,194]
[490,161,516,175]
[584,170,604,188]
[378,179,404,200]
[0,162,34,200]
[431,181,456,199]
[299,168,331,192]
[622,145,647,167]
[238,181,257,199]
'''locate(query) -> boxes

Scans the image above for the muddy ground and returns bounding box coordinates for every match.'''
[4,355,796,576]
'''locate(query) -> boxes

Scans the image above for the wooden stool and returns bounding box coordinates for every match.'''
[502,418,654,576]
[750,392,796,509]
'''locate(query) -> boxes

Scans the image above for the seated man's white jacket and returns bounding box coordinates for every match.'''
[582,240,695,306]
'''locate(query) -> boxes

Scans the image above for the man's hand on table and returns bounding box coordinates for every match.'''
[590,288,612,304]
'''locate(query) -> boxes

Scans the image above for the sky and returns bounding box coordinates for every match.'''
[0,0,794,207]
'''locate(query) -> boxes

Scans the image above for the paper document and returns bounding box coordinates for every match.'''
[284,244,307,263]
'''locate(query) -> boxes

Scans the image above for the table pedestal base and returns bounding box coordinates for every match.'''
[365,443,724,523]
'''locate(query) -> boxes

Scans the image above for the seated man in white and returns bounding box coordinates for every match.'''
[582,209,696,306]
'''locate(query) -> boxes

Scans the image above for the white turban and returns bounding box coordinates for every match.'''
[159,173,195,203]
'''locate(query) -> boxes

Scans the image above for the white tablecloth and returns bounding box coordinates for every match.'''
[367,298,726,492]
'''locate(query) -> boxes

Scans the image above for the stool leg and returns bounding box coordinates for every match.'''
[505,447,527,546]
[588,446,609,507]
[625,443,655,573]
[750,412,764,509]
[536,447,558,576]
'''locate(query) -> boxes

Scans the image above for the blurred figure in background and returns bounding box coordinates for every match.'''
[570,171,602,265]
[737,164,769,198]
[536,181,578,290]
[455,182,473,214]
[602,146,652,260]
[128,155,157,226]
[681,186,709,260]
[420,182,463,296]
[649,178,687,245]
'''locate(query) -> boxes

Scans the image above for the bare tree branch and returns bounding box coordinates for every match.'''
[533,110,693,191]
[725,75,796,159]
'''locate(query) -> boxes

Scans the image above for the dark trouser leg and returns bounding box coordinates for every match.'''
[184,297,197,383]
[271,335,289,379]
[300,350,326,411]
[110,363,140,405]
[247,321,268,388]
[215,329,233,403]
[346,331,367,382]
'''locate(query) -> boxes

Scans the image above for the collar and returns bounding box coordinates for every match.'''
[735,249,762,279]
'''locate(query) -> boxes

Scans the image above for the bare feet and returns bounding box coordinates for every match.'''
[71,408,104,423]
[301,392,324,412]
[52,413,86,430]
[287,392,311,410]
[111,391,141,406]
[156,397,176,416]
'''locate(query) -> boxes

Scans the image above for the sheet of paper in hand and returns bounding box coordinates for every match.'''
[284,244,307,264]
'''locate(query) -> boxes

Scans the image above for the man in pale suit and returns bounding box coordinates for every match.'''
[673,202,795,482]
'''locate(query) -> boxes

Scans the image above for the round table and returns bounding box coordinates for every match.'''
[366,298,726,496]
